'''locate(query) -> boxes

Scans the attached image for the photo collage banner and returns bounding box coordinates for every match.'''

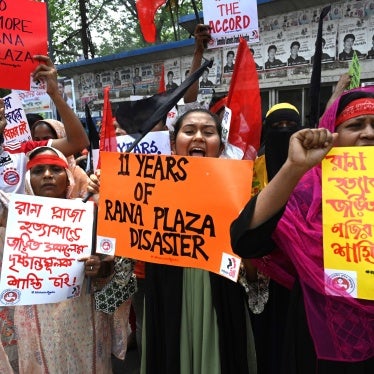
[74,0,374,112]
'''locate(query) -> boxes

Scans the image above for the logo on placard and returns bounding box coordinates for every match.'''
[0,289,21,305]
[67,285,81,299]
[4,170,20,186]
[327,272,356,295]
[100,238,113,253]
[219,252,241,281]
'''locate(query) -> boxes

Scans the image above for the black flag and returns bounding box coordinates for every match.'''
[309,5,331,128]
[84,103,100,172]
[115,58,213,147]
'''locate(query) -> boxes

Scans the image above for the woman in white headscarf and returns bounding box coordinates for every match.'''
[14,146,113,374]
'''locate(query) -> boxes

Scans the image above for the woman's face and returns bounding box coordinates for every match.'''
[30,150,68,198]
[173,112,223,158]
[335,115,374,147]
[32,123,56,141]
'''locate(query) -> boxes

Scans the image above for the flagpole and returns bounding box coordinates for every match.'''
[309,5,331,128]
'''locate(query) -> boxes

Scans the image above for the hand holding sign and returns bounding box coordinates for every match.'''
[31,55,59,96]
[194,24,212,51]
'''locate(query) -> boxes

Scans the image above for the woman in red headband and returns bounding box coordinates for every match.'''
[231,87,374,374]
[13,146,114,373]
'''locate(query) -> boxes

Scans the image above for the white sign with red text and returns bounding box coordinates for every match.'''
[203,0,259,48]
[0,194,94,306]
[3,93,32,145]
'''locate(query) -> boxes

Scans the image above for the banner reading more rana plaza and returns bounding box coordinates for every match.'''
[96,152,253,282]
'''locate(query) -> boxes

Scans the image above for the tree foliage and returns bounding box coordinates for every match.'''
[47,0,202,64]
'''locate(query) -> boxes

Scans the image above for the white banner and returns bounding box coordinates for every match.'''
[0,194,94,305]
[203,0,259,48]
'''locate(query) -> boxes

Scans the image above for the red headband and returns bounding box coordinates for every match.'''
[335,98,374,128]
[27,154,68,170]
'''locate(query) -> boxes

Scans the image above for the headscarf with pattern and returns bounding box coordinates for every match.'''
[258,87,374,362]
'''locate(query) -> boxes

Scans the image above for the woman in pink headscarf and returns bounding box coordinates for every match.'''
[231,87,374,373]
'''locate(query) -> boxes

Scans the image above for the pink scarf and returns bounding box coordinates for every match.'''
[256,86,374,362]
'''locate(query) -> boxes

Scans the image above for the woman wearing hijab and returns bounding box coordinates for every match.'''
[14,146,113,373]
[31,119,90,198]
[231,88,374,373]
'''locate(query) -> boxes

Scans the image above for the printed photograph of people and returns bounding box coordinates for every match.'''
[367,34,374,59]
[166,71,178,91]
[199,68,214,88]
[287,41,307,66]
[311,38,334,64]
[94,74,102,89]
[250,48,262,70]
[223,50,235,73]
[57,79,74,109]
[132,67,142,84]
[113,71,122,87]
[338,33,364,61]
[265,45,286,69]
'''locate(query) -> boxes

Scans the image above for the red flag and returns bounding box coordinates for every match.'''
[158,64,166,93]
[98,86,117,168]
[227,38,262,160]
[136,0,167,43]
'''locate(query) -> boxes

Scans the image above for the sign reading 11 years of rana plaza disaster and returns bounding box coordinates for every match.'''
[96,152,253,282]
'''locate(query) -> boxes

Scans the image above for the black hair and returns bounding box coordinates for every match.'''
[167,71,174,77]
[26,113,44,128]
[268,44,277,52]
[290,41,300,49]
[337,91,374,117]
[172,108,223,145]
[343,33,355,42]
[227,51,235,57]
[30,121,58,139]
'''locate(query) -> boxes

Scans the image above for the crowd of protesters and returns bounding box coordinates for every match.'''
[0,23,373,374]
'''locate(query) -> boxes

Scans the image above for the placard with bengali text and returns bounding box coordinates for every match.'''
[322,146,374,300]
[0,194,94,306]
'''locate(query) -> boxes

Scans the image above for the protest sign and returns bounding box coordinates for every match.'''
[0,194,94,305]
[322,147,374,300]
[202,0,259,48]
[96,152,253,281]
[0,0,48,90]
[3,92,32,145]
[116,131,171,155]
[13,88,52,115]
